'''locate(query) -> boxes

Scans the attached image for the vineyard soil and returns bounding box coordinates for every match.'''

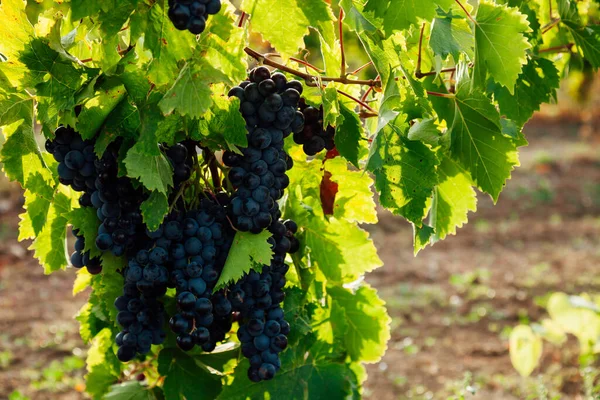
[0,117,599,398]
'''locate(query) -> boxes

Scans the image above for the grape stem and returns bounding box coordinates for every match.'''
[264,53,324,73]
[244,47,381,88]
[538,43,574,53]
[415,23,426,79]
[349,61,373,76]
[339,8,347,78]
[454,0,476,23]
[169,182,189,213]
[426,91,455,99]
[201,147,222,190]
[337,90,379,114]
[542,18,561,34]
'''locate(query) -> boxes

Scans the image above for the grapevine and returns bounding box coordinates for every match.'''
[0,0,598,398]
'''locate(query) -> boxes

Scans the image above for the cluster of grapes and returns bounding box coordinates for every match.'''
[114,281,167,361]
[45,126,96,194]
[93,145,147,258]
[165,143,194,187]
[224,67,303,233]
[160,196,236,352]
[168,0,222,35]
[46,128,105,273]
[230,220,298,381]
[293,99,336,156]
[69,230,102,275]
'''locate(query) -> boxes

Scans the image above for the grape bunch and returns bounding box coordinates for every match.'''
[293,98,336,156]
[93,144,147,258]
[168,0,222,35]
[70,230,103,275]
[230,219,298,381]
[114,281,167,362]
[45,126,96,197]
[165,143,193,187]
[160,196,236,352]
[224,67,303,233]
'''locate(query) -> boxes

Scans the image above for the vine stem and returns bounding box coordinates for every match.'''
[339,8,346,77]
[349,61,373,76]
[201,147,222,190]
[337,90,379,114]
[264,53,323,73]
[169,183,188,213]
[415,23,426,78]
[244,47,381,88]
[427,91,455,99]
[455,0,476,23]
[539,43,573,53]
[542,18,561,34]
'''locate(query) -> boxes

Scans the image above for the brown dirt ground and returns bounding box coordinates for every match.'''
[0,116,599,399]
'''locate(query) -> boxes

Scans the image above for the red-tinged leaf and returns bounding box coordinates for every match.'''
[325,148,340,160]
[320,170,339,216]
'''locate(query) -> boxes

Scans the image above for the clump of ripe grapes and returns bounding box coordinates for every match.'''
[293,99,336,156]
[168,0,222,35]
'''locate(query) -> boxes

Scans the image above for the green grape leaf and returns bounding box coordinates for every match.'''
[76,302,107,344]
[562,23,600,68]
[364,0,454,36]
[335,103,363,167]
[130,1,195,86]
[76,81,127,140]
[73,269,93,295]
[473,1,531,93]
[450,65,520,201]
[214,231,274,291]
[430,156,477,242]
[407,118,443,145]
[94,265,125,324]
[29,189,73,274]
[241,0,335,57]
[70,0,101,20]
[18,182,53,240]
[124,143,173,194]
[96,2,136,37]
[321,85,340,129]
[492,57,560,126]
[104,382,161,400]
[96,97,141,156]
[374,73,401,136]
[0,0,34,85]
[367,123,439,226]
[397,64,433,122]
[86,364,120,400]
[217,335,360,400]
[328,284,391,363]
[413,224,435,254]
[194,90,248,150]
[324,157,378,224]
[158,348,222,400]
[430,13,474,61]
[557,0,600,67]
[68,206,102,258]
[287,157,382,283]
[140,191,169,232]
[283,287,313,345]
[86,328,121,376]
[19,38,94,112]
[159,62,224,119]
[202,7,249,85]
[0,96,53,190]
